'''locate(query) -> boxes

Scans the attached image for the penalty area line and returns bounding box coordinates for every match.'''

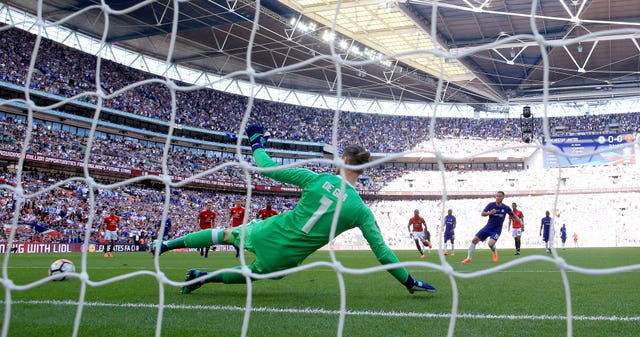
[3,300,640,322]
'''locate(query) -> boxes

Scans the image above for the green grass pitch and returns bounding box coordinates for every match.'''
[1,248,639,336]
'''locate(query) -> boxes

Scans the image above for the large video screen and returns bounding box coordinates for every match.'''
[542,133,636,167]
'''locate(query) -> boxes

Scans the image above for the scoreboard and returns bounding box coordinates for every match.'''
[543,133,636,167]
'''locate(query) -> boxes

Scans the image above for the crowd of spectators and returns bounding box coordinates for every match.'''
[0,118,536,193]
[0,169,300,247]
[384,164,640,193]
[362,191,639,251]
[1,167,638,250]
[0,118,402,192]
[1,26,639,251]
[2,26,640,154]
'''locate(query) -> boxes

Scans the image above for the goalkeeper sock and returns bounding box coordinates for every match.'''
[203,267,247,284]
[223,269,248,284]
[167,229,225,250]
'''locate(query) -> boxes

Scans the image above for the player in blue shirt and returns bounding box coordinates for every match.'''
[462,191,521,263]
[560,224,567,250]
[157,218,172,241]
[540,211,553,253]
[443,209,456,256]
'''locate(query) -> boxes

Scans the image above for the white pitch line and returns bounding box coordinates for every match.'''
[4,300,640,322]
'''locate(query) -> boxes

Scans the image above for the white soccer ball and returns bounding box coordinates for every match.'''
[48,259,75,281]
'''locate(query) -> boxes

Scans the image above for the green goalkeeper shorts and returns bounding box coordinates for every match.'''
[229,219,305,276]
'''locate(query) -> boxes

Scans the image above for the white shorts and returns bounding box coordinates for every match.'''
[412,232,426,241]
[511,228,523,237]
[104,230,118,241]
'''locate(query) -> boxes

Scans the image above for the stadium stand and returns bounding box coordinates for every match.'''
[1,26,639,252]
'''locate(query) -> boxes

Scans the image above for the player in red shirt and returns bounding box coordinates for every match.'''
[197,203,217,258]
[508,202,525,255]
[229,199,245,257]
[101,209,120,257]
[407,209,432,259]
[257,201,278,220]
[229,199,245,227]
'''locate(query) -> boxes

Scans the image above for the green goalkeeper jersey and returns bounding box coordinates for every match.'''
[234,148,408,284]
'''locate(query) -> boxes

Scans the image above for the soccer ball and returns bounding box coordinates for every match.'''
[48,259,75,281]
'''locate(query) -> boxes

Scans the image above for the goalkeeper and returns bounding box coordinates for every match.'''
[152,124,436,295]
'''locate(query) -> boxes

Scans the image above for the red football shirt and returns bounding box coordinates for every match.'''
[408,216,426,232]
[103,215,120,231]
[257,208,278,220]
[510,209,524,229]
[230,207,245,227]
[198,209,217,229]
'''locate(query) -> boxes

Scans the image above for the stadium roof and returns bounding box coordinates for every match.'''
[5,0,640,106]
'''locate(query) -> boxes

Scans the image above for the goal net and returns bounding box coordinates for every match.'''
[0,1,639,337]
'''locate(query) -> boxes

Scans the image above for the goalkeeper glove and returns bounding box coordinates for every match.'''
[403,274,436,293]
[246,124,269,151]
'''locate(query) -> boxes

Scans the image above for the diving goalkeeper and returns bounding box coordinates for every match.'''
[152,124,436,295]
